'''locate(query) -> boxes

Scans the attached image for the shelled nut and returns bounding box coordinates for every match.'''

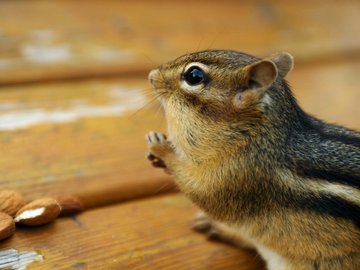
[0,190,26,217]
[0,212,15,241]
[14,198,61,226]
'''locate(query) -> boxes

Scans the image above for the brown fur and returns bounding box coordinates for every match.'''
[146,50,360,269]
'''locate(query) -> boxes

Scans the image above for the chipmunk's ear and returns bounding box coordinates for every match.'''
[234,60,277,109]
[243,60,277,90]
[268,52,294,77]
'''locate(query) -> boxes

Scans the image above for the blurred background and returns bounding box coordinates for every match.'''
[0,1,359,123]
[0,1,359,269]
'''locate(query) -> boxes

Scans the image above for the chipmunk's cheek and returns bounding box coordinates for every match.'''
[232,92,256,110]
[233,92,251,109]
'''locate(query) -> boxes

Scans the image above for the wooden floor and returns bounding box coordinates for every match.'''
[0,1,359,269]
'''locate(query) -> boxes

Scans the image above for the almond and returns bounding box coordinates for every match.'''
[0,190,26,217]
[56,196,83,216]
[0,211,15,241]
[14,198,61,226]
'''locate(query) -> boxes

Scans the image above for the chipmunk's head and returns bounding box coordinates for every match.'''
[148,50,294,148]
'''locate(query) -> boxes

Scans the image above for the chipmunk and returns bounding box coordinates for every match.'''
[145,50,360,270]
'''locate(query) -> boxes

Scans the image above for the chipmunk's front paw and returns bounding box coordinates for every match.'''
[192,212,254,249]
[145,131,173,173]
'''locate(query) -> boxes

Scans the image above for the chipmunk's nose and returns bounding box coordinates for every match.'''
[148,69,160,86]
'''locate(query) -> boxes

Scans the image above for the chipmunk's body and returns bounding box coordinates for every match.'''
[145,50,360,269]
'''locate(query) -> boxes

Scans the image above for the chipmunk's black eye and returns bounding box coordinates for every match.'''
[183,66,206,85]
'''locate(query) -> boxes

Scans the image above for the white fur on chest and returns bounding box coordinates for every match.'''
[256,243,289,270]
[235,226,290,270]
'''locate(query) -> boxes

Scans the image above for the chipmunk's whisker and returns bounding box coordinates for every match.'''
[128,93,161,118]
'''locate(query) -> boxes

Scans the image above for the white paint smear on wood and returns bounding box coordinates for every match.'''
[0,249,43,270]
[0,87,147,131]
[29,30,55,42]
[95,48,134,62]
[21,43,72,63]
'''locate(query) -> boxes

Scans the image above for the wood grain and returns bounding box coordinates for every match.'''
[0,194,265,270]
[0,0,359,85]
[0,78,175,208]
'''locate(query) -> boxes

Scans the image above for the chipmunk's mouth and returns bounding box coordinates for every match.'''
[148,69,159,86]
[148,68,170,102]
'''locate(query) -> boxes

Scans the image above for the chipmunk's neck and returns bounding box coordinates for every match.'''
[164,98,246,162]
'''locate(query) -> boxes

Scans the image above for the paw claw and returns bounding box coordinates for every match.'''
[207,228,222,240]
[192,212,213,232]
[152,159,167,168]
[146,152,156,161]
[146,131,167,145]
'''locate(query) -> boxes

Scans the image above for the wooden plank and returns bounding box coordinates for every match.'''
[0,78,175,208]
[0,194,265,270]
[0,0,359,84]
